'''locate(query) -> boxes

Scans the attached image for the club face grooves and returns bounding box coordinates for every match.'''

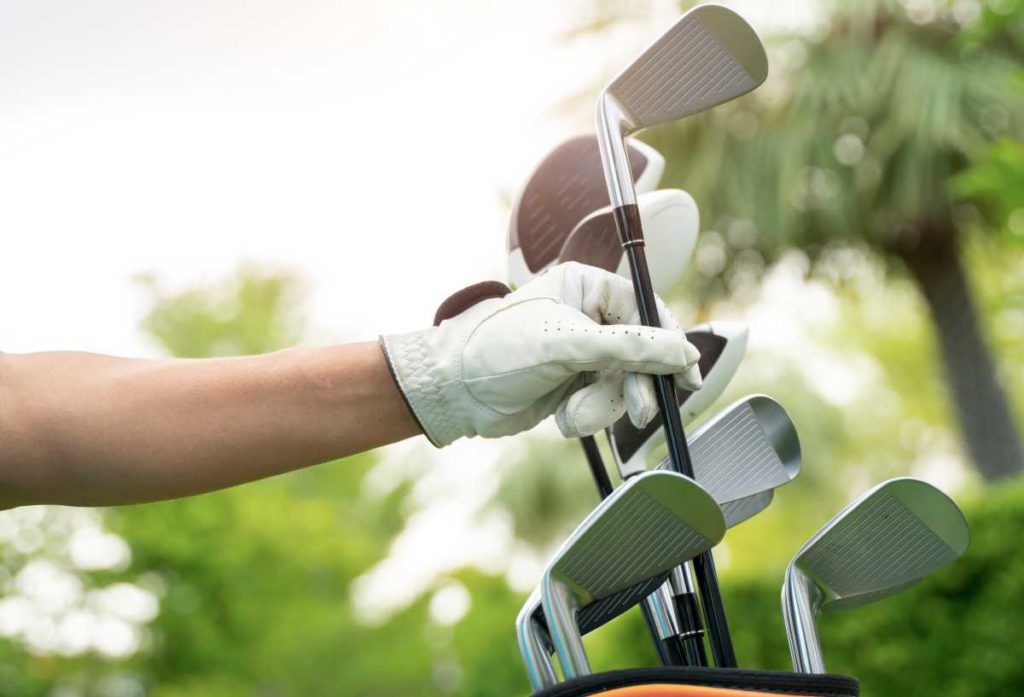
[607,5,768,130]
[548,472,724,602]
[653,395,801,508]
[540,472,724,678]
[794,478,969,611]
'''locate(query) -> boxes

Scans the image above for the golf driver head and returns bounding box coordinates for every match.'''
[557,189,698,295]
[609,321,749,476]
[783,478,970,673]
[540,470,724,680]
[508,135,664,288]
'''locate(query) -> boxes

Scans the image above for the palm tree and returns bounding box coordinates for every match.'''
[641,1,1024,481]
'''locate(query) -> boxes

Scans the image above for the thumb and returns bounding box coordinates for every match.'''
[555,372,627,437]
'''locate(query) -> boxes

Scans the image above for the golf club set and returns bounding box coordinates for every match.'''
[430,6,970,696]
[505,6,974,696]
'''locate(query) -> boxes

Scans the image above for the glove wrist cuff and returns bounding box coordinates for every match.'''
[380,329,468,447]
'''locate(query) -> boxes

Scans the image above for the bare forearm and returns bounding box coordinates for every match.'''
[0,343,420,507]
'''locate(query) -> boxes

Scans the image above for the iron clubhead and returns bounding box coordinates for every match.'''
[540,470,724,680]
[517,483,773,690]
[720,489,774,530]
[596,5,768,212]
[782,478,970,673]
[605,5,768,133]
[609,322,749,477]
[681,395,801,507]
[507,135,663,288]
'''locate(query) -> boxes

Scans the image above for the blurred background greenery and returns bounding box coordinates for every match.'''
[2,0,1023,695]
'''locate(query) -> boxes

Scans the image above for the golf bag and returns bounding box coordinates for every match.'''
[528,667,858,697]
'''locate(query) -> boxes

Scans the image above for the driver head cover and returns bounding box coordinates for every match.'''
[540,470,724,680]
[558,189,698,295]
[507,135,663,287]
[783,477,969,673]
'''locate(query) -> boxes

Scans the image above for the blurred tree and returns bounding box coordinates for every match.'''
[122,267,441,696]
[957,138,1024,237]
[639,0,1024,481]
[135,266,306,358]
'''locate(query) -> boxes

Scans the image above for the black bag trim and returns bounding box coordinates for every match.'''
[530,667,858,697]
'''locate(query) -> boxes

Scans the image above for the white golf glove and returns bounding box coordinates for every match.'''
[381,262,701,446]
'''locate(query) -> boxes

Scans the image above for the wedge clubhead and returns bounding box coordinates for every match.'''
[610,321,749,476]
[508,135,664,288]
[541,471,724,680]
[596,5,769,666]
[782,478,969,673]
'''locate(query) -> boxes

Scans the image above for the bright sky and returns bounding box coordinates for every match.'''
[2,0,860,635]
[0,0,811,355]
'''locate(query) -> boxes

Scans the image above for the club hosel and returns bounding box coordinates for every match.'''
[643,584,681,639]
[520,613,558,689]
[782,566,826,673]
[541,579,591,679]
[596,94,640,210]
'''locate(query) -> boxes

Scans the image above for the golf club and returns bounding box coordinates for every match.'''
[507,135,705,666]
[517,396,800,689]
[595,3,768,666]
[782,477,969,673]
[540,470,724,681]
[655,394,799,639]
[517,487,772,690]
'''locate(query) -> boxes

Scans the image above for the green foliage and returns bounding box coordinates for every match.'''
[110,461,438,697]
[136,266,307,357]
[956,139,1024,242]
[645,0,1024,302]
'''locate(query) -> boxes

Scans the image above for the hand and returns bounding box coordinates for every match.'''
[381,262,701,446]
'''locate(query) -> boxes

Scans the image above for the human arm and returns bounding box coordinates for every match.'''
[0,263,700,508]
[0,343,418,507]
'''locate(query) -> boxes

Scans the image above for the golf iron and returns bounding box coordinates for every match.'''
[595,3,768,666]
[517,395,801,689]
[540,470,725,681]
[782,477,969,673]
[507,134,708,666]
